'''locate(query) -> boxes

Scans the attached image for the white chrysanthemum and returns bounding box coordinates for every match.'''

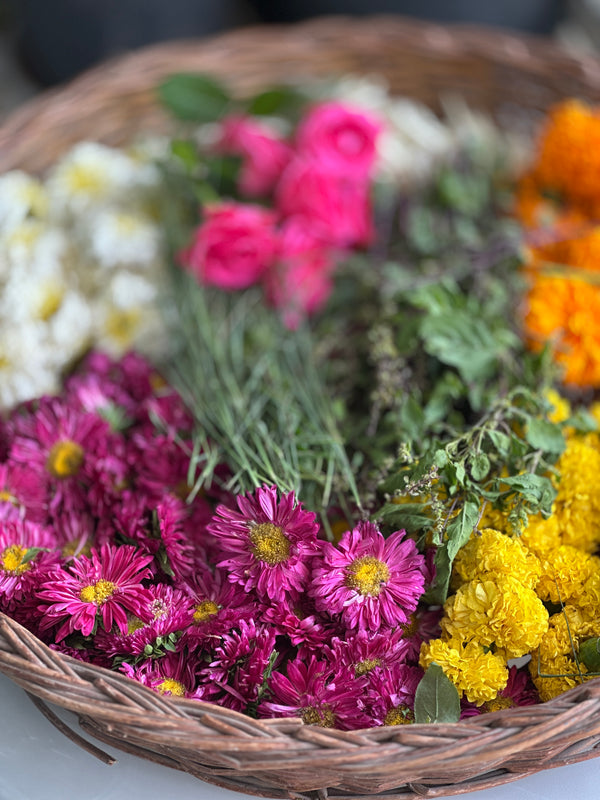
[87,208,162,269]
[46,291,93,366]
[92,271,167,357]
[0,325,60,407]
[0,171,48,233]
[46,142,152,219]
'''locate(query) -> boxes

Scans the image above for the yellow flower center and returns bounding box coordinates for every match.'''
[37,284,64,321]
[401,614,419,638]
[384,706,414,726]
[65,163,106,197]
[151,599,168,619]
[193,600,219,623]
[156,678,186,696]
[355,658,381,676]
[300,706,335,727]
[0,489,16,505]
[46,439,84,478]
[484,695,514,713]
[127,616,145,634]
[249,522,290,565]
[345,556,390,596]
[1,545,30,575]
[79,579,117,605]
[106,308,142,348]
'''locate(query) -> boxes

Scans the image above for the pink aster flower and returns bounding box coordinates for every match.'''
[328,628,411,677]
[0,461,48,523]
[96,583,195,659]
[484,665,539,711]
[0,518,58,611]
[196,618,278,713]
[9,397,114,514]
[37,543,155,641]
[310,520,425,632]
[400,607,443,662]
[181,569,257,646]
[261,604,331,648]
[207,484,320,604]
[364,663,423,727]
[258,654,371,730]
[121,651,199,699]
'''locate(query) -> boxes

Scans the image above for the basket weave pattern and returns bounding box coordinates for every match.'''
[1,16,600,799]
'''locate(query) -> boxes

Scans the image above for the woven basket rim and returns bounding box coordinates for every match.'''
[2,15,600,799]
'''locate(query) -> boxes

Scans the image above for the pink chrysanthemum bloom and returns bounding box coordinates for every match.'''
[261,604,331,648]
[365,663,423,726]
[181,570,257,646]
[37,543,155,641]
[310,521,425,632]
[482,665,540,713]
[328,628,411,677]
[129,432,192,502]
[208,485,320,604]
[53,510,95,560]
[9,397,114,513]
[258,654,371,730]
[400,607,443,662]
[0,461,48,523]
[196,618,278,713]
[120,651,199,699]
[96,583,195,658]
[0,518,58,611]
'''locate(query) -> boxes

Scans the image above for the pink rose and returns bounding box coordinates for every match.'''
[295,101,382,179]
[217,114,292,197]
[179,202,279,291]
[265,219,337,329]
[276,158,373,248]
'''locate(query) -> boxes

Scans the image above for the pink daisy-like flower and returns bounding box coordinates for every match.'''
[400,607,443,662]
[37,543,155,641]
[310,521,425,632]
[258,654,371,730]
[181,569,257,646]
[364,663,423,727]
[120,651,199,699]
[0,461,48,523]
[261,604,331,648]
[207,485,320,604]
[328,628,411,677]
[483,665,539,712]
[96,583,195,659]
[196,618,278,713]
[0,518,58,611]
[9,397,114,513]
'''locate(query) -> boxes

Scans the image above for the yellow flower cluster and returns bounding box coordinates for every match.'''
[421,418,600,705]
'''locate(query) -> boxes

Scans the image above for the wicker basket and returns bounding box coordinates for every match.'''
[1,15,600,800]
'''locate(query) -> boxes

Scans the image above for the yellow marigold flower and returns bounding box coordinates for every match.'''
[578,572,600,620]
[536,545,600,604]
[442,575,548,659]
[553,436,600,550]
[529,651,589,703]
[519,512,561,558]
[538,606,600,661]
[544,387,571,425]
[419,638,508,706]
[452,528,541,590]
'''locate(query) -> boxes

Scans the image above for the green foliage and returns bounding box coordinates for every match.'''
[157,73,231,123]
[579,638,600,672]
[414,663,461,724]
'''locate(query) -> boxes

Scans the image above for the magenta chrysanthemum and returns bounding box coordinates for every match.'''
[310,521,425,631]
[37,543,155,641]
[258,654,371,730]
[0,518,58,610]
[364,663,423,726]
[207,485,320,603]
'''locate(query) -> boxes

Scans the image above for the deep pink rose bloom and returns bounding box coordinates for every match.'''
[180,202,279,290]
[295,101,382,178]
[276,159,373,248]
[217,114,292,197]
[264,219,337,329]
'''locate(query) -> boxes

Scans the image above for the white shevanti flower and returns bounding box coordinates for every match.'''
[46,141,153,220]
[87,208,162,269]
[0,171,48,234]
[0,325,60,408]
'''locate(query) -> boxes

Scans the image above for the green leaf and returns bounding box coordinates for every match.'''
[469,452,490,481]
[400,395,426,441]
[566,409,598,434]
[375,502,433,534]
[500,473,556,511]
[486,429,511,457]
[158,73,230,122]
[247,87,304,116]
[414,663,461,724]
[525,418,566,454]
[579,638,600,672]
[170,139,200,171]
[445,497,480,561]
[22,547,47,564]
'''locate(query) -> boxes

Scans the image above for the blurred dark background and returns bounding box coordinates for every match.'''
[0,0,598,109]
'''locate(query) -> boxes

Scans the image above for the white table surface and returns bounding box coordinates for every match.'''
[0,671,598,800]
